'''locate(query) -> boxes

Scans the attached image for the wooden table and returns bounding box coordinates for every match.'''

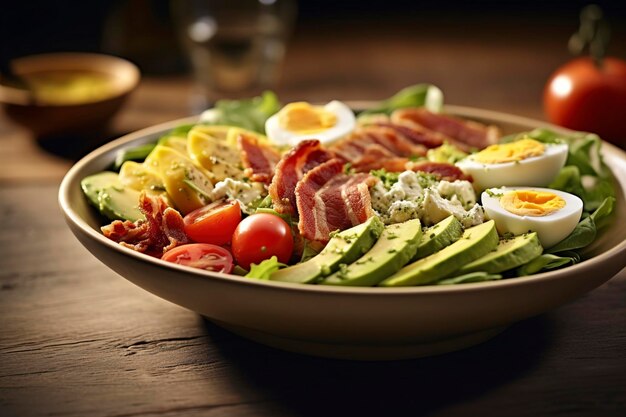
[1,20,625,417]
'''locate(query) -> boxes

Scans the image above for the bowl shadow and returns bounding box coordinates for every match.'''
[200,314,555,417]
[35,129,132,161]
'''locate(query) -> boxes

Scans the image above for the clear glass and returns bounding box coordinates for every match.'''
[172,0,296,111]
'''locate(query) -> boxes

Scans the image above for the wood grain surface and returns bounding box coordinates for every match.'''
[1,17,625,417]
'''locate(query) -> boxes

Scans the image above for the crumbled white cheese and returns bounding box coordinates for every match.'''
[371,170,484,227]
[436,180,477,209]
[210,178,265,214]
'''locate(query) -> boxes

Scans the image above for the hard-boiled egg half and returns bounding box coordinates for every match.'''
[265,100,356,147]
[456,138,568,192]
[481,187,583,249]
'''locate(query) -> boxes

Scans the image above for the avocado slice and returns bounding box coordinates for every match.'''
[322,218,422,287]
[456,232,543,274]
[379,220,498,287]
[413,215,463,261]
[270,216,385,284]
[81,171,144,222]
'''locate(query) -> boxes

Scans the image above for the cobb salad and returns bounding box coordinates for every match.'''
[81,84,617,286]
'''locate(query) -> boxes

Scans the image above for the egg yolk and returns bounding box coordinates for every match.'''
[278,102,337,133]
[474,138,545,164]
[500,190,566,217]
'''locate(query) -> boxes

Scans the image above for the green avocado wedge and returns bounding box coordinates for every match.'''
[379,220,498,287]
[322,218,422,287]
[457,232,543,275]
[81,171,144,222]
[270,216,385,284]
[412,215,463,261]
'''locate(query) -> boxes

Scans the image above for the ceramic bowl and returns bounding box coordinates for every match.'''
[0,53,140,138]
[58,106,626,360]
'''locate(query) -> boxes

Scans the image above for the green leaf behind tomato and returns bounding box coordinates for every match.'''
[246,256,287,280]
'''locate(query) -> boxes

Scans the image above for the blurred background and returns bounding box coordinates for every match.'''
[1,0,626,177]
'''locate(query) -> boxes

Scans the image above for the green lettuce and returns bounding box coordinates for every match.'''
[245,256,287,280]
[516,253,580,276]
[546,196,615,254]
[359,84,444,117]
[436,272,502,285]
[200,91,281,134]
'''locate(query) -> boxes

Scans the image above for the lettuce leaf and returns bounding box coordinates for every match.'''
[436,272,502,285]
[546,196,615,254]
[359,84,444,116]
[516,253,580,276]
[200,91,281,134]
[245,256,286,280]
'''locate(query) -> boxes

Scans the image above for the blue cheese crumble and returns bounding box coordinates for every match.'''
[210,178,265,214]
[370,170,485,228]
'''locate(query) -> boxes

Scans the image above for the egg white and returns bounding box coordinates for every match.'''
[264,100,356,147]
[456,142,568,192]
[481,186,583,249]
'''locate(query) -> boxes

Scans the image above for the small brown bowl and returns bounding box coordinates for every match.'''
[0,53,140,138]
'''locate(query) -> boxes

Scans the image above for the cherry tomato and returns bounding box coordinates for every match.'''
[231,213,294,270]
[183,200,241,245]
[162,243,233,273]
[544,57,626,144]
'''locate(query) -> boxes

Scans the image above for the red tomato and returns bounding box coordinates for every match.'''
[162,243,233,273]
[231,213,294,270]
[183,200,241,245]
[543,57,626,144]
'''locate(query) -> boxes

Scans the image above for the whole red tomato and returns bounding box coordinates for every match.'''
[231,213,294,270]
[544,57,626,144]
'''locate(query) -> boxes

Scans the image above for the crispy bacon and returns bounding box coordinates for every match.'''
[391,108,500,150]
[332,125,427,159]
[330,125,427,172]
[349,145,410,173]
[237,133,281,183]
[408,161,473,182]
[102,193,189,257]
[268,139,334,215]
[295,158,376,242]
[382,123,446,149]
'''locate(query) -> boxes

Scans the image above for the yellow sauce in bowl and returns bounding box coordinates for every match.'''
[23,70,120,105]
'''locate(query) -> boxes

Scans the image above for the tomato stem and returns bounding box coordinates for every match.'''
[568,4,611,68]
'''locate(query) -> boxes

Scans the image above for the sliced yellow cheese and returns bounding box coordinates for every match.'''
[144,145,214,215]
[118,161,164,192]
[188,127,245,182]
[159,135,188,155]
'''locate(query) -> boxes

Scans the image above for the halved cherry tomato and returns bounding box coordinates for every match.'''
[183,200,241,245]
[231,213,294,270]
[162,243,233,273]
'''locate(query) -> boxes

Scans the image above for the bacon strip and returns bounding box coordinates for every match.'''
[349,146,410,173]
[408,161,473,182]
[102,193,189,257]
[268,139,333,215]
[391,108,500,150]
[331,125,426,162]
[382,123,446,149]
[237,133,281,183]
[295,158,376,242]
